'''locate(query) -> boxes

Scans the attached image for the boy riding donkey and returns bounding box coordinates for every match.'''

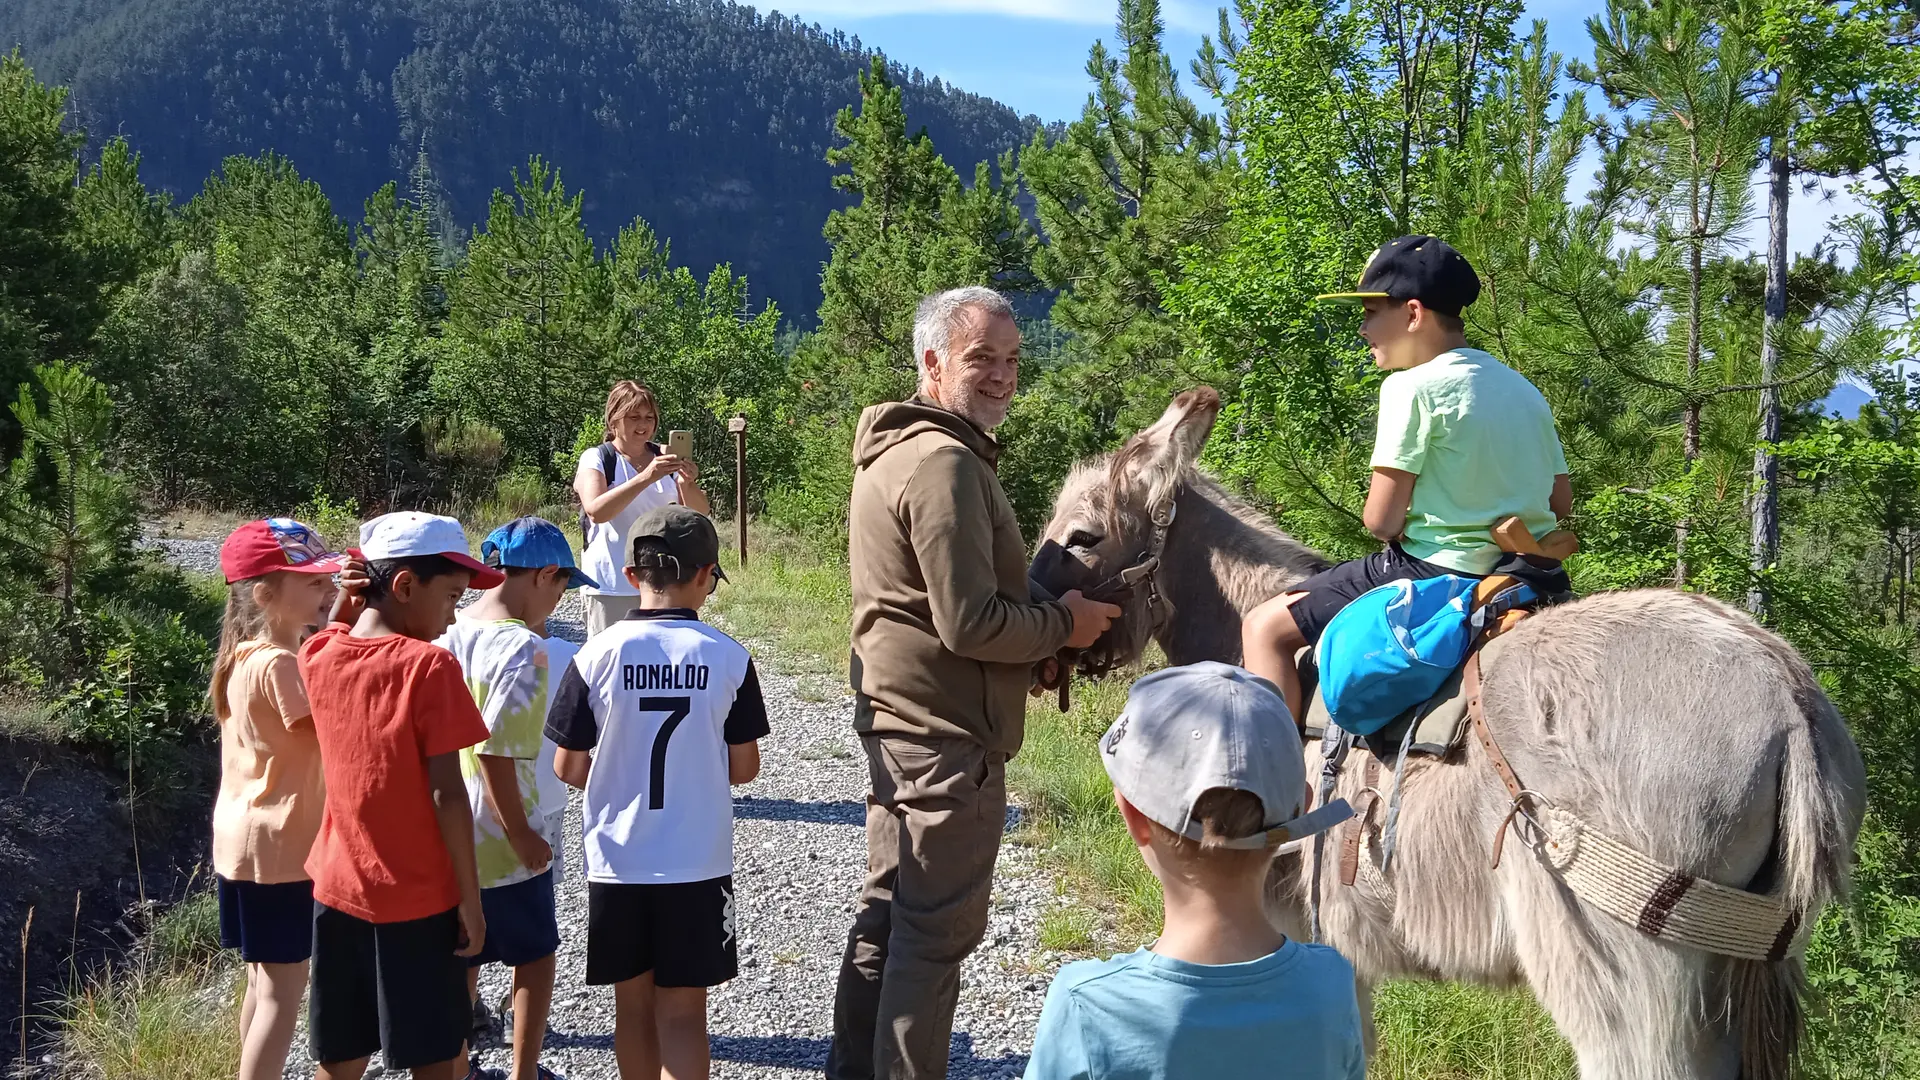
[1240,236,1573,722]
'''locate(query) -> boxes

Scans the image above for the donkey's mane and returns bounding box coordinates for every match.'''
[1184,471,1324,561]
[1177,470,1330,609]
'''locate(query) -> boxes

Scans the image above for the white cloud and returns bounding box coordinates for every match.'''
[767,1,1218,32]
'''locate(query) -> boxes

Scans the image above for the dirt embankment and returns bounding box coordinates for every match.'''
[0,732,215,1069]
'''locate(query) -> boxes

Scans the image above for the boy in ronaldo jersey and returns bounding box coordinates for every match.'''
[545,505,769,1080]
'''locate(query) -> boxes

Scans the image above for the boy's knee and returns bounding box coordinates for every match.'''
[1243,594,1304,645]
[653,986,707,1023]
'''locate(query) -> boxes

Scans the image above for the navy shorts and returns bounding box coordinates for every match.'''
[585,876,737,988]
[1287,543,1466,646]
[308,904,469,1070]
[217,877,314,965]
[467,869,560,969]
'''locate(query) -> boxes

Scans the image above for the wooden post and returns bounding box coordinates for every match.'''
[728,415,748,568]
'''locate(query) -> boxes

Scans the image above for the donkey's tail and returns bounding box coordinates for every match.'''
[1735,648,1866,1080]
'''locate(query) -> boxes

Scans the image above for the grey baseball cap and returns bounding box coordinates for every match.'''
[1101,662,1353,851]
[630,504,728,582]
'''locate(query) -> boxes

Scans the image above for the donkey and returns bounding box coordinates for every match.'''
[1040,386,1867,1080]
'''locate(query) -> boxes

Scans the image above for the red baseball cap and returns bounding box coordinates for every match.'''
[220,518,350,583]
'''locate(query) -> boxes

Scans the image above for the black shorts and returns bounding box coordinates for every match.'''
[217,877,313,965]
[468,869,560,969]
[1287,544,1468,646]
[586,876,737,988]
[308,904,470,1069]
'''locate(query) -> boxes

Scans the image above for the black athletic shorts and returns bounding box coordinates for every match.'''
[308,903,469,1069]
[217,876,313,965]
[467,869,560,969]
[1287,543,1468,646]
[586,876,737,988]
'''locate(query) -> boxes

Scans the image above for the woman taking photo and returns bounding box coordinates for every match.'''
[573,380,711,636]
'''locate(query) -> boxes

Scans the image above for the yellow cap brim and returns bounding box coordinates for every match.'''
[1312,291,1391,304]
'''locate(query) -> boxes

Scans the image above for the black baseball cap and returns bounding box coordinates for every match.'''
[1315,235,1481,316]
[630,504,728,582]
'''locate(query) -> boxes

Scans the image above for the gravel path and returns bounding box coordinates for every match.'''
[152,534,1066,1078]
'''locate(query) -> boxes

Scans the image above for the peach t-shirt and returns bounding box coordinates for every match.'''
[212,640,324,884]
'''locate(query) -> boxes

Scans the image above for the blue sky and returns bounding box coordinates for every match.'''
[765,0,1875,262]
[765,1,1598,124]
[763,2,1902,404]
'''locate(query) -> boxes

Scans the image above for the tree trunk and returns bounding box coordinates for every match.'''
[1748,140,1789,617]
[1674,221,1705,587]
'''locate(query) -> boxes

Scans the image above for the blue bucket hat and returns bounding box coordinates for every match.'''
[481,517,598,591]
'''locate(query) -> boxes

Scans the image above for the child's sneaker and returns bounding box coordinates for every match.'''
[463,1055,505,1080]
[535,1067,566,1080]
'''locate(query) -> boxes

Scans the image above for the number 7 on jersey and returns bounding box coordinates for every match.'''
[638,696,693,810]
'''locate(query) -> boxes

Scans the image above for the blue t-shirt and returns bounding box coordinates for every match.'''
[1023,942,1366,1080]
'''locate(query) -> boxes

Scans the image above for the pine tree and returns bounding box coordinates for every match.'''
[437,158,608,479]
[0,52,96,448]
[1021,0,1234,422]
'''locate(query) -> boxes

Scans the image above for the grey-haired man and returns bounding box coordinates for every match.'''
[829,287,1120,1080]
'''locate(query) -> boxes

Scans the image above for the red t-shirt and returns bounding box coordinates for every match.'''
[299,625,489,923]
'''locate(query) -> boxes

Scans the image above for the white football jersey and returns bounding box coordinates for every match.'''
[545,609,769,884]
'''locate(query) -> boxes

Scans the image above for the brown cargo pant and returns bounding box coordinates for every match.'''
[827,732,1006,1080]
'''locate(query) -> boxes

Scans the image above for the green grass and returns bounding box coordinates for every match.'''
[58,959,239,1080]
[49,881,243,1080]
[1037,902,1101,953]
[1370,983,1575,1079]
[148,887,223,969]
[1011,667,1167,943]
[707,523,852,699]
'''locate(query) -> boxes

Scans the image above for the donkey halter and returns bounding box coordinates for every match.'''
[1063,491,1177,685]
[1139,494,1177,633]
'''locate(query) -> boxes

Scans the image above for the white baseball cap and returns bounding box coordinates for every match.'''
[1101,662,1353,851]
[357,511,505,590]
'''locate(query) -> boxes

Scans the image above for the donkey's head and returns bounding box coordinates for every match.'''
[1040,386,1223,669]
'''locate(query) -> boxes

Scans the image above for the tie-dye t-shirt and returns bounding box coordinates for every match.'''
[435,617,556,889]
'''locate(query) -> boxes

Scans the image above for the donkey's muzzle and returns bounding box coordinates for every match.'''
[1028,539,1101,604]
[1028,541,1149,704]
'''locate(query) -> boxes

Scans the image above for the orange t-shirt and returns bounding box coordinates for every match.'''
[212,641,324,884]
[299,626,489,924]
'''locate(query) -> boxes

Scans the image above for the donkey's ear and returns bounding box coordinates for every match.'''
[1134,386,1222,474]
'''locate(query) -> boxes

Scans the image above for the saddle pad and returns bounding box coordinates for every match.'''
[1302,632,1517,757]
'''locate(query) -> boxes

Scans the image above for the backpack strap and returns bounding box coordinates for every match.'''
[580,441,621,545]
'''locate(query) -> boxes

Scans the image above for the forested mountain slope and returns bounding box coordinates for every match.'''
[1,0,1038,317]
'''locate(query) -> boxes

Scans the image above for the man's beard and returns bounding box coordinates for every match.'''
[949,388,1010,431]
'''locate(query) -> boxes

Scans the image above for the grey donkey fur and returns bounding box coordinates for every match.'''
[1041,387,1867,1080]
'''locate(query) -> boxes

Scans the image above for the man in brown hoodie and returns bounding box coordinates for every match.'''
[829,287,1120,1080]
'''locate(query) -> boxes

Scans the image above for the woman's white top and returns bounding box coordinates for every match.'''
[579,445,682,597]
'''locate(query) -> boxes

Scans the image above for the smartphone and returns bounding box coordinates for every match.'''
[666,429,693,460]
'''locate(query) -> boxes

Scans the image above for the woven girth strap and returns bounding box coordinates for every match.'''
[1463,648,1804,962]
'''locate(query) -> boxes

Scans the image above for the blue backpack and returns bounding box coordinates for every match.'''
[1315,574,1513,736]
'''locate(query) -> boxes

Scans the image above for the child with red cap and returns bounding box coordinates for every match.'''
[212,518,349,1080]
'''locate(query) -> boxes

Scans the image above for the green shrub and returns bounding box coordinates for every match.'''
[1803,818,1920,1077]
[473,467,551,530]
[424,416,507,507]
[293,489,362,552]
[55,604,213,773]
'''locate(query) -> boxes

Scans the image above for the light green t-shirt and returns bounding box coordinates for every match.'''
[435,617,555,890]
[1371,348,1567,575]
